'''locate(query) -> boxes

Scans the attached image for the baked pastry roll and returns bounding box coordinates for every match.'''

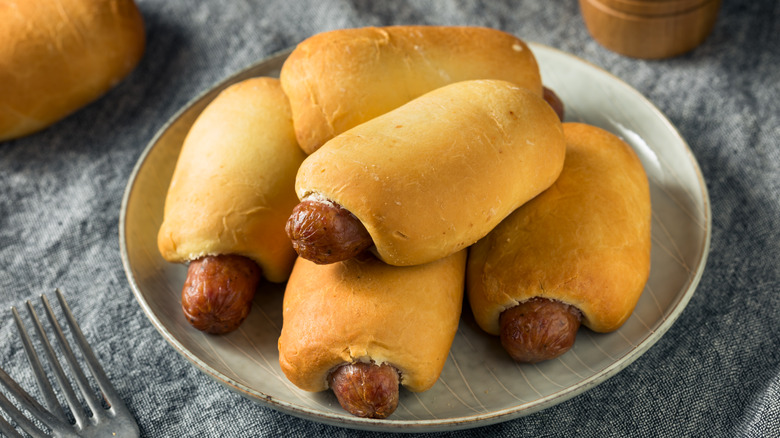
[157,77,305,333]
[280,25,542,153]
[467,123,651,362]
[278,250,467,418]
[0,0,145,141]
[288,79,565,267]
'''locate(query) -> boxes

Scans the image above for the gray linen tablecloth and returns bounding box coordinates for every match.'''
[1,1,778,436]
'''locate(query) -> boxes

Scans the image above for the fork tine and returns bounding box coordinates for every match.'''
[0,307,77,436]
[39,293,108,423]
[3,292,137,437]
[0,408,27,438]
[53,289,127,411]
[24,301,89,430]
[54,290,140,437]
[10,307,68,423]
[0,385,49,438]
[0,362,70,427]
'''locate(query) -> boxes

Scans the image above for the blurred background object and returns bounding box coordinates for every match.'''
[0,0,145,142]
[579,0,721,58]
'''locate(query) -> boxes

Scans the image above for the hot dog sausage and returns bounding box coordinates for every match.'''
[328,362,400,419]
[542,86,565,121]
[499,297,582,363]
[181,254,261,334]
[285,198,373,264]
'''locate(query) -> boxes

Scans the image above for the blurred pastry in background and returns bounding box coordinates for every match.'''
[0,0,145,141]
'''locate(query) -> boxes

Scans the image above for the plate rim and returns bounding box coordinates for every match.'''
[119,42,712,432]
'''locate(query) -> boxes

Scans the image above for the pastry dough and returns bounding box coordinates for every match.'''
[295,79,565,267]
[467,123,652,334]
[157,77,305,282]
[278,250,466,392]
[280,25,542,153]
[0,0,145,141]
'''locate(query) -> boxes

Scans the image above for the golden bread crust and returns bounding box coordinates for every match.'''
[295,79,565,267]
[0,0,145,140]
[278,251,466,393]
[467,123,652,334]
[280,25,542,153]
[157,78,306,282]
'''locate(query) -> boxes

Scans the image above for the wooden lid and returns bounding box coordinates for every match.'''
[596,0,714,16]
[580,0,721,58]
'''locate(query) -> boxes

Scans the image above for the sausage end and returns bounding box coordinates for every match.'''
[328,362,400,419]
[543,86,565,122]
[286,199,373,264]
[181,254,261,334]
[499,297,582,363]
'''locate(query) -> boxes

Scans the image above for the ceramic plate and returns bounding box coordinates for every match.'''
[120,43,711,432]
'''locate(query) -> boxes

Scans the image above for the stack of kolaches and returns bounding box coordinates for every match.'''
[157,26,652,419]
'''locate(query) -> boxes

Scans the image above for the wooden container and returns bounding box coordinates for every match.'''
[579,0,721,59]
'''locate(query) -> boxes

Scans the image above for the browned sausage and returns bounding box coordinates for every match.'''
[327,362,400,419]
[285,198,374,264]
[181,254,261,334]
[499,297,582,363]
[543,86,565,121]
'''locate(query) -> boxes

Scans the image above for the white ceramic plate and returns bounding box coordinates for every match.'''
[120,43,711,432]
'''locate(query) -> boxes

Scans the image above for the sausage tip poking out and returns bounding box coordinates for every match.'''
[285,199,374,264]
[499,297,582,363]
[542,86,565,122]
[328,362,400,419]
[181,254,261,334]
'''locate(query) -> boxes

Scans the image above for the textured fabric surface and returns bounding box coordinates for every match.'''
[1,1,778,437]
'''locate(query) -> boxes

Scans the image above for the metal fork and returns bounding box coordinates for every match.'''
[0,289,139,437]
